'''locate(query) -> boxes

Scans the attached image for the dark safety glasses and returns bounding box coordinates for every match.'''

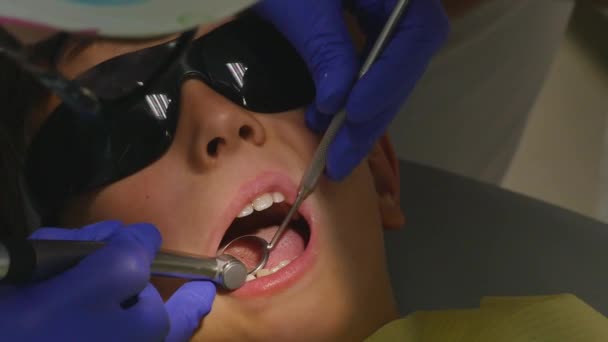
[0,27,194,116]
[25,14,316,219]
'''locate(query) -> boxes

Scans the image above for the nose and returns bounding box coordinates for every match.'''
[177,80,266,170]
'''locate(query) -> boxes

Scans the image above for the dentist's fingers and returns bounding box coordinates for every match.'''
[28,221,124,241]
[346,0,449,125]
[327,0,449,180]
[164,282,217,342]
[36,224,161,304]
[120,284,171,341]
[255,0,359,115]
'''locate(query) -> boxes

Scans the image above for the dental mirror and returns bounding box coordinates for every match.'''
[218,235,270,275]
[218,202,299,275]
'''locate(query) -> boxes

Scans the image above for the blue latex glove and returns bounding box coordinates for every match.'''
[255,0,449,180]
[0,221,215,342]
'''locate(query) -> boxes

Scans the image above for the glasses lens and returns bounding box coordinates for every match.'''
[26,93,177,215]
[76,39,183,101]
[185,15,315,113]
[106,96,176,178]
[25,106,110,213]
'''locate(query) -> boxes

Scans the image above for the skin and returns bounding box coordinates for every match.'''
[29,22,406,341]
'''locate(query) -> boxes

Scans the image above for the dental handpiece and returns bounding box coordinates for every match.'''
[0,240,248,290]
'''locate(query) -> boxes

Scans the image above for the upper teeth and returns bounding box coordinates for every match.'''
[238,192,285,218]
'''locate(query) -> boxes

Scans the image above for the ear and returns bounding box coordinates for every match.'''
[368,135,405,230]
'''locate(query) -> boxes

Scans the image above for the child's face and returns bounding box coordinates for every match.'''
[32,21,404,341]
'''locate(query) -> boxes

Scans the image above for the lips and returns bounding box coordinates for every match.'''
[219,202,310,272]
[212,172,315,295]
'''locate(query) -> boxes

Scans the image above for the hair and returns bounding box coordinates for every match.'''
[0,67,42,239]
[0,30,51,239]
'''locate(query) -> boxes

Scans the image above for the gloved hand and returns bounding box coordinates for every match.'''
[255,0,449,180]
[0,221,215,342]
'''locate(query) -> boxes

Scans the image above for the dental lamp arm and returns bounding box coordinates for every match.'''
[0,0,256,43]
[0,239,246,290]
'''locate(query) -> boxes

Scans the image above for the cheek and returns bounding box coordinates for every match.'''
[61,157,185,233]
[60,143,247,257]
[64,175,166,226]
[258,110,384,252]
[302,158,386,304]
[258,110,320,160]
[322,163,382,250]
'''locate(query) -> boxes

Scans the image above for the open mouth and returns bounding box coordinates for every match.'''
[217,191,311,282]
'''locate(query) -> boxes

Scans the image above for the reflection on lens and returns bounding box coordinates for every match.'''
[75,36,182,100]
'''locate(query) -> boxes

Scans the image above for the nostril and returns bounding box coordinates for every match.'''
[239,125,253,140]
[207,137,225,157]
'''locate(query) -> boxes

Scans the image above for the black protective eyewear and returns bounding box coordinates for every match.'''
[25,14,316,219]
[0,28,194,116]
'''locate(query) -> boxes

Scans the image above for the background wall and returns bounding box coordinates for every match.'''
[389,0,575,183]
[391,1,608,222]
[502,3,608,220]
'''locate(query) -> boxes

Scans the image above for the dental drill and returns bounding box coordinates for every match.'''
[0,240,248,290]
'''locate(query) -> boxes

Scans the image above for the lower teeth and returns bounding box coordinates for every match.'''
[246,259,292,282]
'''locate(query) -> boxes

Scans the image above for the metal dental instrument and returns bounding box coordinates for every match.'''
[0,239,248,290]
[219,0,411,276]
[217,234,269,275]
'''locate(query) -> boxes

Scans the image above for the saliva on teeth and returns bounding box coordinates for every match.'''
[246,259,292,282]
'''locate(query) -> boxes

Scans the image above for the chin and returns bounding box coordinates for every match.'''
[189,168,396,341]
[192,279,381,342]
